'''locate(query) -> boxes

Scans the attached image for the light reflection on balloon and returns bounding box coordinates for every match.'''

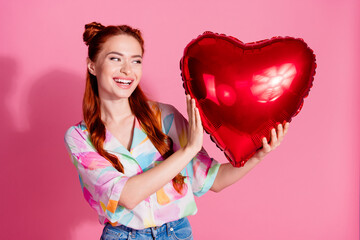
[251,63,296,103]
[202,74,237,106]
[203,73,220,105]
[217,84,236,106]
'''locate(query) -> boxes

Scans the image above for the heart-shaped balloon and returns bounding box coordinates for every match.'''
[180,32,316,167]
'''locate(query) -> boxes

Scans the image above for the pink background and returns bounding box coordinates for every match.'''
[1,0,359,239]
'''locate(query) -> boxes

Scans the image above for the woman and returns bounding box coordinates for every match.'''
[64,22,289,240]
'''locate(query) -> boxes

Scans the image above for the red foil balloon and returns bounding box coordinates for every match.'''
[180,32,316,167]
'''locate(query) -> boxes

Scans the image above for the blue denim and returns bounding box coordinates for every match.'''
[100,217,193,240]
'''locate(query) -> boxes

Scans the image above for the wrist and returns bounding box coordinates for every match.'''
[182,145,199,159]
[248,156,263,165]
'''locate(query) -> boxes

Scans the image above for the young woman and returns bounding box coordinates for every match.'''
[64,22,289,240]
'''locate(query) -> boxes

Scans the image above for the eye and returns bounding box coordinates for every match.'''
[133,59,142,64]
[110,57,120,61]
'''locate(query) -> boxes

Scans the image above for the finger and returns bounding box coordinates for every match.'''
[283,122,289,135]
[277,123,284,142]
[186,95,191,121]
[262,137,271,153]
[187,95,193,128]
[270,128,278,148]
[195,107,203,130]
[191,98,196,129]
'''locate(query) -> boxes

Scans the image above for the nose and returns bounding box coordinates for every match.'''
[120,61,132,75]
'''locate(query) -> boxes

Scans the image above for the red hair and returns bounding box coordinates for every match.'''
[82,22,185,193]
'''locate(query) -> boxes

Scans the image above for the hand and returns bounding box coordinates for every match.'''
[252,122,290,161]
[184,95,204,155]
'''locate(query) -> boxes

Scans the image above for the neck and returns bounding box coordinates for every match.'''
[100,97,133,124]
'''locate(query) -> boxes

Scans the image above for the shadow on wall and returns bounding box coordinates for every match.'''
[0,56,102,239]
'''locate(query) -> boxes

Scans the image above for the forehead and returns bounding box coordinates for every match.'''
[101,35,142,56]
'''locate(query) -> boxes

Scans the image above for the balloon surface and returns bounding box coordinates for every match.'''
[180,32,316,167]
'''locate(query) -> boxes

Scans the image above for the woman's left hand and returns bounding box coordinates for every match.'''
[252,122,290,162]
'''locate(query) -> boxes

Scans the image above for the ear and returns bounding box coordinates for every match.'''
[87,58,96,76]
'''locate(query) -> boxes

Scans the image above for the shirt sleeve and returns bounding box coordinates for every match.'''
[160,103,221,197]
[64,124,129,223]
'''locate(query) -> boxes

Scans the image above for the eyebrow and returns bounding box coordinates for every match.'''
[106,51,142,58]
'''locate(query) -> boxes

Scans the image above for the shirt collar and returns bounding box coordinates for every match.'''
[102,117,148,160]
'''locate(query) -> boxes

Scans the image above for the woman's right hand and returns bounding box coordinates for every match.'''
[185,95,204,155]
[118,96,205,209]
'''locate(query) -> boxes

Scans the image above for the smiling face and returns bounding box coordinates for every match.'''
[87,34,143,101]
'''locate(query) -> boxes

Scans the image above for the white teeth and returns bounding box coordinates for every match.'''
[115,79,132,84]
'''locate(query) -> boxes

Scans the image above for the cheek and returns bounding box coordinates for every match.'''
[96,62,118,75]
[96,77,107,89]
[134,68,143,79]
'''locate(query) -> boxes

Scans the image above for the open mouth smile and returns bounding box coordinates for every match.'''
[113,77,134,88]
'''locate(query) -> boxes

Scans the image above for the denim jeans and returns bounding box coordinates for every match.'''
[100,217,193,240]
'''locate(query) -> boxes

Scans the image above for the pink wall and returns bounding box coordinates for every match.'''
[1,0,359,239]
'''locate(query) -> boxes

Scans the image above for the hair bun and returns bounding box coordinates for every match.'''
[83,22,105,46]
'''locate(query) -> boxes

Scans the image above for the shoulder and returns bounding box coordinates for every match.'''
[64,120,96,153]
[150,102,188,132]
[64,120,88,144]
[150,101,181,116]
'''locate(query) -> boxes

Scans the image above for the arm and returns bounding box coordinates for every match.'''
[210,122,290,193]
[119,95,204,209]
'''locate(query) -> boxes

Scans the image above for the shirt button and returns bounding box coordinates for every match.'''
[170,227,174,231]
